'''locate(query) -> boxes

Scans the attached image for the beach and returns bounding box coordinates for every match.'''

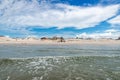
[0,0,120,79]
[1,37,120,80]
[0,38,120,58]
[0,36,120,45]
[0,39,120,45]
[0,38,120,80]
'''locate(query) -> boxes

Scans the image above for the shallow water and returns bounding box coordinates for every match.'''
[0,44,120,80]
[0,44,120,58]
[0,57,120,80]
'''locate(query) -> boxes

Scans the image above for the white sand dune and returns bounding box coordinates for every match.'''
[0,36,120,45]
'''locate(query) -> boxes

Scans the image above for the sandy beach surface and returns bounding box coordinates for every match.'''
[0,37,120,45]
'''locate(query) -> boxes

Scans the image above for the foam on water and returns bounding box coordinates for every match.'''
[0,44,120,80]
[0,56,120,80]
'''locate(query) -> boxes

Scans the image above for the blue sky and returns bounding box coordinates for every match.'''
[0,0,120,38]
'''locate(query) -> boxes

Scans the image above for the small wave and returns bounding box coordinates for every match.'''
[0,56,120,80]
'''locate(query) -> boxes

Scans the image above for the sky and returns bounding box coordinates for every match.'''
[0,0,120,38]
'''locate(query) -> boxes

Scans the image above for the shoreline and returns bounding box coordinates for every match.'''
[0,39,120,45]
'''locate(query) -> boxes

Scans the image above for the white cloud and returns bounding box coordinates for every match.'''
[105,29,119,33]
[76,29,120,39]
[108,15,120,25]
[0,0,119,29]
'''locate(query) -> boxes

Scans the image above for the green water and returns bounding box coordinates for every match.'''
[0,44,120,58]
[0,44,120,80]
[0,56,120,80]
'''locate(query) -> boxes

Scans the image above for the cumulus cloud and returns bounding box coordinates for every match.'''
[76,29,120,39]
[0,0,119,29]
[108,15,120,25]
[105,29,119,33]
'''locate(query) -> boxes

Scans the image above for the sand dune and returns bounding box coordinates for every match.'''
[0,36,120,45]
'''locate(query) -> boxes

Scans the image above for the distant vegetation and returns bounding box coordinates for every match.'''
[117,37,120,40]
[0,35,4,37]
[41,36,65,42]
